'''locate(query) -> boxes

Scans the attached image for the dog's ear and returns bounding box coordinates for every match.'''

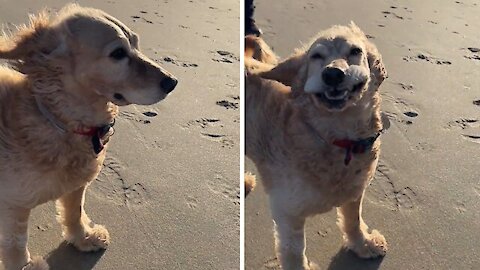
[259,51,306,87]
[0,11,66,60]
[365,40,387,89]
[349,22,387,89]
[245,35,278,65]
[101,13,140,49]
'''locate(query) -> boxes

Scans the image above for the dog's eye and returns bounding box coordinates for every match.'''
[109,48,128,60]
[311,53,324,60]
[349,47,362,56]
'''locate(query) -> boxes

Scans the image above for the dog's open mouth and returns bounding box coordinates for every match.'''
[111,93,132,106]
[315,92,347,109]
[314,81,367,110]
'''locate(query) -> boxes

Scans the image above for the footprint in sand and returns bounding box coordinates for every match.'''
[473,100,480,106]
[461,134,480,143]
[120,110,177,150]
[186,196,199,209]
[183,118,221,129]
[91,155,150,207]
[131,15,153,24]
[381,10,404,20]
[367,161,417,210]
[159,56,199,68]
[35,224,51,232]
[463,47,480,61]
[403,53,452,65]
[445,118,480,143]
[383,94,419,125]
[414,142,435,151]
[216,100,238,109]
[207,172,240,205]
[142,111,158,117]
[397,82,414,92]
[445,118,479,130]
[182,118,235,148]
[211,50,239,64]
[454,201,467,214]
[119,111,153,125]
[216,95,239,110]
[404,111,418,118]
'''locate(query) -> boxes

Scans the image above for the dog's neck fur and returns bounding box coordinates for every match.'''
[15,58,118,131]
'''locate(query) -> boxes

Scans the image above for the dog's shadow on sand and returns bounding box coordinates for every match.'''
[46,242,105,270]
[327,248,384,270]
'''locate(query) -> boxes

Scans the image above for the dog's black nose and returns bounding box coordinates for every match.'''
[160,77,178,94]
[322,67,345,87]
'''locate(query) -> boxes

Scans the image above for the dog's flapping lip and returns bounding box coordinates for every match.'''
[352,81,366,92]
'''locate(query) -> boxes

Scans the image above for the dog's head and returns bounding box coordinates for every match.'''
[0,4,177,106]
[261,22,386,112]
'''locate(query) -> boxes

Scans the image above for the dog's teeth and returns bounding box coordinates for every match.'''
[325,91,347,100]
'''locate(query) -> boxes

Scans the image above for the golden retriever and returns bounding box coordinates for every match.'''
[245,23,388,269]
[0,4,177,270]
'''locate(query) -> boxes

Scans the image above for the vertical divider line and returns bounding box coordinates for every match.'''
[239,0,246,269]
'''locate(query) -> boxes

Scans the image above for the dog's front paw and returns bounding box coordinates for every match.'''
[67,224,110,252]
[22,256,49,270]
[346,229,387,259]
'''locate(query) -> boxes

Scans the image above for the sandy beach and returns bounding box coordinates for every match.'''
[0,0,239,269]
[245,0,479,269]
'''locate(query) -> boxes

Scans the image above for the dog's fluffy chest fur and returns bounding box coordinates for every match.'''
[0,70,108,208]
[259,127,380,217]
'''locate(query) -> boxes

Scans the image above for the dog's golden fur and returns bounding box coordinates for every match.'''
[245,23,388,269]
[0,5,176,270]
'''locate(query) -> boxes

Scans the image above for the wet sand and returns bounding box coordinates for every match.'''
[0,0,239,269]
[245,0,480,269]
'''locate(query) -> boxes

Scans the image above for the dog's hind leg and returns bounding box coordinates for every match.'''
[0,207,48,270]
[56,185,110,252]
[337,192,388,258]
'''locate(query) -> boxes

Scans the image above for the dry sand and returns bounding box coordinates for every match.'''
[0,0,239,269]
[245,0,479,269]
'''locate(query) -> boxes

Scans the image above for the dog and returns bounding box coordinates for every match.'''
[245,22,388,269]
[0,4,177,270]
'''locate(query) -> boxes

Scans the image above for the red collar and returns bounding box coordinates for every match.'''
[73,127,101,136]
[333,134,380,165]
[73,121,115,154]
[34,95,115,154]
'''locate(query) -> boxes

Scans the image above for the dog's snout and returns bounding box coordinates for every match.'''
[160,77,178,94]
[322,67,345,87]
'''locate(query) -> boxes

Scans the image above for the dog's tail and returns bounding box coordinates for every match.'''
[244,171,256,197]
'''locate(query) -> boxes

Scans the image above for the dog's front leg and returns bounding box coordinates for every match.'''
[337,192,388,258]
[0,206,48,270]
[56,185,109,252]
[271,209,314,270]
